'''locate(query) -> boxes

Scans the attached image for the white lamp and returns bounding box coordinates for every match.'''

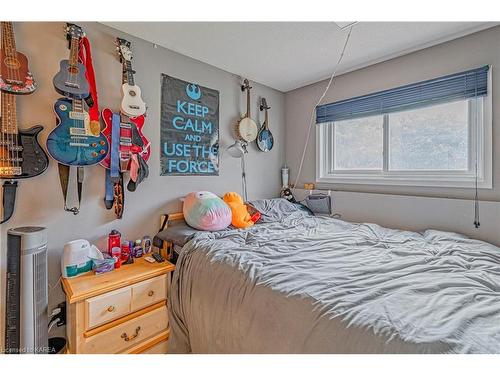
[227,140,248,202]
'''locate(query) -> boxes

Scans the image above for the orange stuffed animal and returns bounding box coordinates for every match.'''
[223,192,254,229]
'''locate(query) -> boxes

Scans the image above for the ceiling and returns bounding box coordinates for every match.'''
[103,22,497,92]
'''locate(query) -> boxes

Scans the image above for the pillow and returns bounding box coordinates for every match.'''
[248,198,312,223]
[183,191,232,231]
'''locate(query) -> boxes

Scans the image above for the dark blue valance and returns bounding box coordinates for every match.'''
[316,65,489,124]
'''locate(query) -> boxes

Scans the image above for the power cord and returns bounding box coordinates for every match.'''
[293,25,354,189]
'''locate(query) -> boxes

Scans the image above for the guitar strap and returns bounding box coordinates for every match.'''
[110,113,121,181]
[79,36,99,126]
[1,181,18,224]
[104,169,114,209]
[58,164,83,215]
[104,112,124,218]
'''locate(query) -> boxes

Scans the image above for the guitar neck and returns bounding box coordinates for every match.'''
[1,91,19,134]
[69,36,79,67]
[246,87,251,117]
[1,22,17,57]
[123,60,135,86]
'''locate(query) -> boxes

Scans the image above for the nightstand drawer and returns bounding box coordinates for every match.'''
[83,305,168,354]
[131,274,167,311]
[86,287,132,329]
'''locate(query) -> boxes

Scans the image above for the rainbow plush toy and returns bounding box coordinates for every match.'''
[183,191,232,231]
[223,192,255,229]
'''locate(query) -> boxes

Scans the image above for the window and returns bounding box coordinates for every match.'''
[316,67,492,188]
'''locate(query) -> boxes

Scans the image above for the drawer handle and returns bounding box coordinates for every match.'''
[121,326,141,342]
[107,306,115,312]
[148,290,155,297]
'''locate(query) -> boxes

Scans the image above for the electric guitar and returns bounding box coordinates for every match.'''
[99,109,150,170]
[116,38,146,117]
[0,22,36,94]
[46,98,108,166]
[0,91,48,179]
[52,23,90,99]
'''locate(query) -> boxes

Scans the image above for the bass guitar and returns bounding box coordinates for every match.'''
[116,38,146,117]
[46,98,108,166]
[0,91,48,179]
[0,22,36,94]
[53,23,90,99]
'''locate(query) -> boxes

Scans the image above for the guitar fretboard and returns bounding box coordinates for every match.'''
[69,36,79,67]
[1,22,17,57]
[1,91,19,135]
[123,60,135,86]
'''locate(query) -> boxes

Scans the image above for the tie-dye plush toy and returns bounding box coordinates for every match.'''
[183,191,232,231]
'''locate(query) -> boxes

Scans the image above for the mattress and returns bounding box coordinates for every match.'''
[167,200,500,353]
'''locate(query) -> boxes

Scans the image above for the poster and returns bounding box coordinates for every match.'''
[160,74,219,176]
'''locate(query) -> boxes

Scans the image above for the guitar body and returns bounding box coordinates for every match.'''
[0,125,48,179]
[0,49,36,94]
[121,83,146,117]
[53,60,90,99]
[47,98,108,166]
[99,108,150,170]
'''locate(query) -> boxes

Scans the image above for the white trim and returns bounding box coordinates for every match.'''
[316,78,493,189]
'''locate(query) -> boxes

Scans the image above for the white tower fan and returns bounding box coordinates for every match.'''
[5,227,48,354]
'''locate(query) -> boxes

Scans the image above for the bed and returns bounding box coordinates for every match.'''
[155,199,500,354]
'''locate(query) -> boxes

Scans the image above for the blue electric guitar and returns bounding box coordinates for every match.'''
[46,98,108,166]
[52,23,89,99]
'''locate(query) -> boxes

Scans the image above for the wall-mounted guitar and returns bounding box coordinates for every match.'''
[0,22,36,94]
[0,22,48,224]
[235,79,258,143]
[257,98,274,152]
[0,92,48,179]
[100,38,150,170]
[53,24,89,99]
[100,38,150,218]
[116,38,146,117]
[46,97,108,166]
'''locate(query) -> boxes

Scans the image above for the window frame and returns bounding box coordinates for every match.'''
[316,93,492,189]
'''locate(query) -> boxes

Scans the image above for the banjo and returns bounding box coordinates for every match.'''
[236,79,258,142]
[257,98,274,152]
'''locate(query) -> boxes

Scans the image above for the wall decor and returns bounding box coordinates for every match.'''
[160,74,219,176]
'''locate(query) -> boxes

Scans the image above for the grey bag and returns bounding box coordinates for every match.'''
[304,193,332,215]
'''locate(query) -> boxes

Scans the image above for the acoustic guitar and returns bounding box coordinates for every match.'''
[0,91,48,179]
[46,97,109,166]
[116,38,146,117]
[52,23,90,99]
[0,22,36,94]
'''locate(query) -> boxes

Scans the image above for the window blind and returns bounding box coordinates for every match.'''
[316,65,489,124]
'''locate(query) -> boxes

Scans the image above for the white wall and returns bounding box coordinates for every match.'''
[0,22,285,347]
[285,26,500,246]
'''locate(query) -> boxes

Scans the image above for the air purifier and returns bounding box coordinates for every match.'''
[5,226,48,354]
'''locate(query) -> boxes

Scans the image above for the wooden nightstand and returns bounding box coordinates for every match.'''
[61,258,175,354]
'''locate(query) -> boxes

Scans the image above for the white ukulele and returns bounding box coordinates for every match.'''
[116,38,146,117]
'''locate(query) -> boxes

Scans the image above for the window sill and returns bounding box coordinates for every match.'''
[316,173,492,189]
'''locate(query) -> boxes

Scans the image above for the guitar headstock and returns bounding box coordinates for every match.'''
[65,23,85,40]
[116,38,133,62]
